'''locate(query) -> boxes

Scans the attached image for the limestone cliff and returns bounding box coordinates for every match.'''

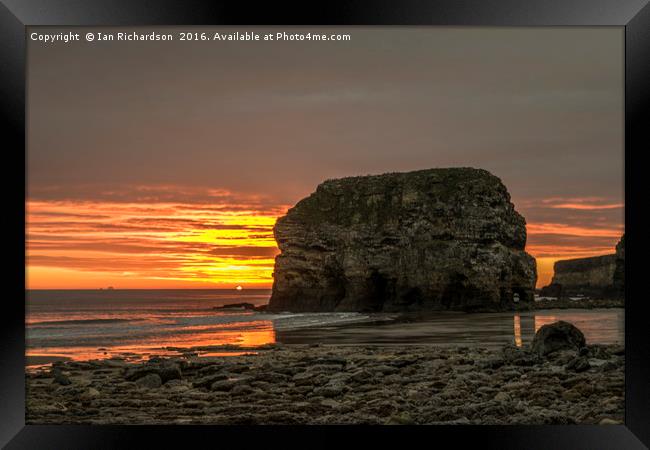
[540,234,625,299]
[268,168,537,312]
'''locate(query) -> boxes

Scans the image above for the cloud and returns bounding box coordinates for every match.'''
[526,223,623,238]
[26,189,288,288]
[27,186,625,290]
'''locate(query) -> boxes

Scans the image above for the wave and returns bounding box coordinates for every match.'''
[268,312,376,330]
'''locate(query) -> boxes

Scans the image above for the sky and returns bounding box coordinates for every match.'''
[27,27,624,289]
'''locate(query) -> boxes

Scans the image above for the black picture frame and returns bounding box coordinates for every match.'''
[1,1,648,448]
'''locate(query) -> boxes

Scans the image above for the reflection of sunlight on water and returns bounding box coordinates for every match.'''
[27,319,276,365]
[534,315,557,332]
[27,308,624,368]
[237,326,275,346]
[530,311,623,345]
[200,351,258,357]
[513,314,522,347]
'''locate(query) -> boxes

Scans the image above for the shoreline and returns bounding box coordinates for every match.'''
[26,342,624,425]
[26,306,624,367]
[523,298,624,310]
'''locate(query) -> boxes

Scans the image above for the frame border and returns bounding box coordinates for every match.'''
[1,1,648,448]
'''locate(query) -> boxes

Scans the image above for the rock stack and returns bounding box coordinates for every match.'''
[268,168,537,312]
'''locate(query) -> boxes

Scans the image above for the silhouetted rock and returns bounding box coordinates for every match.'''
[532,321,586,356]
[268,168,537,312]
[214,303,256,310]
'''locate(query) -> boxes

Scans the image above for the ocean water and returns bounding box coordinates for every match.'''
[26,289,624,366]
[26,289,371,364]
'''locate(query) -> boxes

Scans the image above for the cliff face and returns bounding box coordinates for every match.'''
[268,168,537,312]
[612,235,625,297]
[549,255,618,291]
[540,234,625,299]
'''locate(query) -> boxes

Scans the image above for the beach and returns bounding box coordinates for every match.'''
[26,342,624,425]
[26,289,624,366]
[25,290,625,425]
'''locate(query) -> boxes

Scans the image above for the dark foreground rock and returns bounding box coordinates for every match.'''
[269,168,537,313]
[532,321,586,356]
[124,360,182,383]
[26,343,623,425]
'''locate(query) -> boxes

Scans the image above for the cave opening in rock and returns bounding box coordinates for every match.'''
[400,286,423,307]
[364,270,389,312]
[442,273,471,309]
[323,265,347,310]
[512,287,530,303]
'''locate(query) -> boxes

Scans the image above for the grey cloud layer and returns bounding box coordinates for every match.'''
[28,27,623,208]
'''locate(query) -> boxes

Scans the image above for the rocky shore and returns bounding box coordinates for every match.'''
[26,340,624,425]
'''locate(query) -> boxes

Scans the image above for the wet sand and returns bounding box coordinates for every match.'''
[26,307,624,366]
[275,308,624,347]
[26,355,72,367]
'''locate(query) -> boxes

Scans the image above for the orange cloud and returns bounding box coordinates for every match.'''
[521,197,624,287]
[548,203,623,210]
[26,193,289,289]
[526,223,623,238]
[27,189,624,291]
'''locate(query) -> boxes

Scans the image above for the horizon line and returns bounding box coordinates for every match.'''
[25,287,273,291]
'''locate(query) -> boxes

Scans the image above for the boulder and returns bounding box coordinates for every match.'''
[135,373,162,389]
[157,361,182,383]
[565,356,591,373]
[51,368,71,386]
[502,344,541,366]
[124,360,182,383]
[268,168,536,312]
[531,321,586,356]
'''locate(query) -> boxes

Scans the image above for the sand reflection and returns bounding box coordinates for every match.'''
[277,308,624,348]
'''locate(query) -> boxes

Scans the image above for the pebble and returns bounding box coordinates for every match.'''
[26,344,624,425]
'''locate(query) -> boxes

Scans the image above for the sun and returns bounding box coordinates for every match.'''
[235,285,243,291]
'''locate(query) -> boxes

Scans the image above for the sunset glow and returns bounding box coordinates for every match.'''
[26,190,290,289]
[27,27,623,293]
[522,199,624,287]
[26,188,623,290]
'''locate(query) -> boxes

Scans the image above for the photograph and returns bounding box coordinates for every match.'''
[23,25,627,426]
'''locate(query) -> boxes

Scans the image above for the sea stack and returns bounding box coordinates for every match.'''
[268,168,537,312]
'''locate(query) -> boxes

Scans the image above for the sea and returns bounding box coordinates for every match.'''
[26,289,624,367]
